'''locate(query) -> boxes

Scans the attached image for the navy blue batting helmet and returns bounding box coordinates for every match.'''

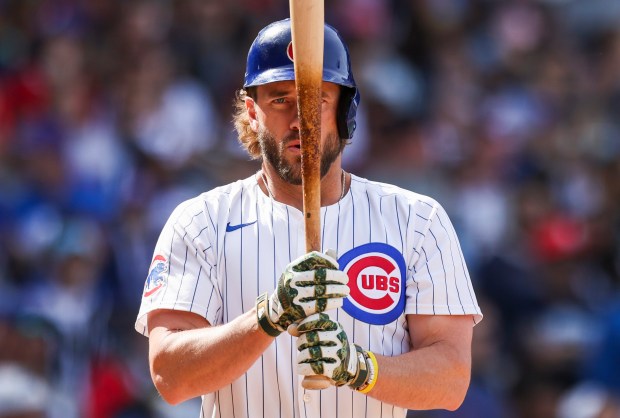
[244,18,360,140]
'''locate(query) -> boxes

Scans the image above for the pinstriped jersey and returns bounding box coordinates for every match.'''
[135,173,483,418]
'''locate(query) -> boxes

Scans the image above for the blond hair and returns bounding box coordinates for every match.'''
[232,88,261,159]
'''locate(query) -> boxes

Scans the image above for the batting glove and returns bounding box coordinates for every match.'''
[256,251,349,337]
[295,313,378,392]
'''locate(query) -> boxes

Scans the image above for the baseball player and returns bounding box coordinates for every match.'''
[136,19,483,418]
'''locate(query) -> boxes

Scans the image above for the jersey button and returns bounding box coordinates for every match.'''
[303,394,312,403]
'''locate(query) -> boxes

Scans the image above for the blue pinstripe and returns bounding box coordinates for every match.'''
[204,276,215,319]
[256,197,265,418]
[273,198,283,418]
[421,247,436,314]
[438,210,480,319]
[189,247,201,311]
[436,215,465,313]
[366,190,371,242]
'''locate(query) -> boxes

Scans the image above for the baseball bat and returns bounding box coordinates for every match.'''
[289,0,331,390]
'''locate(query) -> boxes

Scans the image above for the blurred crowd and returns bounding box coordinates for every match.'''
[1,0,619,417]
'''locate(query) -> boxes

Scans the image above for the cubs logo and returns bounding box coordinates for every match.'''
[339,243,406,325]
[287,41,294,62]
[143,255,168,298]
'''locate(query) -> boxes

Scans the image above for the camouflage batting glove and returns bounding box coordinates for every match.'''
[256,251,349,337]
[295,313,377,391]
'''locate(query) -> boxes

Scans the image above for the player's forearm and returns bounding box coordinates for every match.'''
[368,341,471,411]
[149,307,272,404]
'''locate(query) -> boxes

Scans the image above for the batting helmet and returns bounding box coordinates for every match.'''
[244,18,360,140]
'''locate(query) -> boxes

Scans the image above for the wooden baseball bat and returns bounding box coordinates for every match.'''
[289,0,331,390]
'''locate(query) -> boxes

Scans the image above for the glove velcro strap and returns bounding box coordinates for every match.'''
[348,344,370,390]
[256,292,282,337]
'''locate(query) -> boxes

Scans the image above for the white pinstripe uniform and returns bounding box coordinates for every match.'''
[136,173,483,418]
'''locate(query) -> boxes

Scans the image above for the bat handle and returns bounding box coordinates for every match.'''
[288,324,332,390]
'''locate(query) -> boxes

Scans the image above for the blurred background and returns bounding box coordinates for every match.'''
[1,0,619,417]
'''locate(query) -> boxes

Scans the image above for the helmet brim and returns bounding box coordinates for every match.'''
[244,67,356,89]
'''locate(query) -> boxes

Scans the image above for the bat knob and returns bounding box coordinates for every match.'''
[302,375,332,390]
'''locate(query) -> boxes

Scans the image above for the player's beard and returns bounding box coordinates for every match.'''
[258,127,343,185]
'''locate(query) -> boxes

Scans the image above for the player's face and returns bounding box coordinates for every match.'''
[250,81,343,185]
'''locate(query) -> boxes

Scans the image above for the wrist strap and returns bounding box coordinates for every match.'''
[356,350,378,394]
[349,345,369,389]
[256,292,282,337]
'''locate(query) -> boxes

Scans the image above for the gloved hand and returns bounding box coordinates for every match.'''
[255,251,349,337]
[295,313,377,391]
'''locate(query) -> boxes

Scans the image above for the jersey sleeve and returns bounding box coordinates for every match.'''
[405,200,483,324]
[135,198,222,336]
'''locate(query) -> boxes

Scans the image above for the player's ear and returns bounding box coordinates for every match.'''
[245,96,260,133]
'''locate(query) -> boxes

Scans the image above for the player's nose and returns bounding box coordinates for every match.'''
[289,107,300,132]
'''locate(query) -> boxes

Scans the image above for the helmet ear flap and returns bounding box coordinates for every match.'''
[337,87,360,140]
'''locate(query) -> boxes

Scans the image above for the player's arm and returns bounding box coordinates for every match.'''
[147,250,349,405]
[367,313,474,410]
[296,313,474,411]
[147,307,272,405]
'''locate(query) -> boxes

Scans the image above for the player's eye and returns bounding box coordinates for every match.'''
[273,97,287,104]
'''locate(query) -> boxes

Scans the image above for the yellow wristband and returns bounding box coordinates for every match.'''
[358,351,378,394]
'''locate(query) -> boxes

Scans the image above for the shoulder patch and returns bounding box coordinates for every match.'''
[143,255,168,298]
[339,243,406,325]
